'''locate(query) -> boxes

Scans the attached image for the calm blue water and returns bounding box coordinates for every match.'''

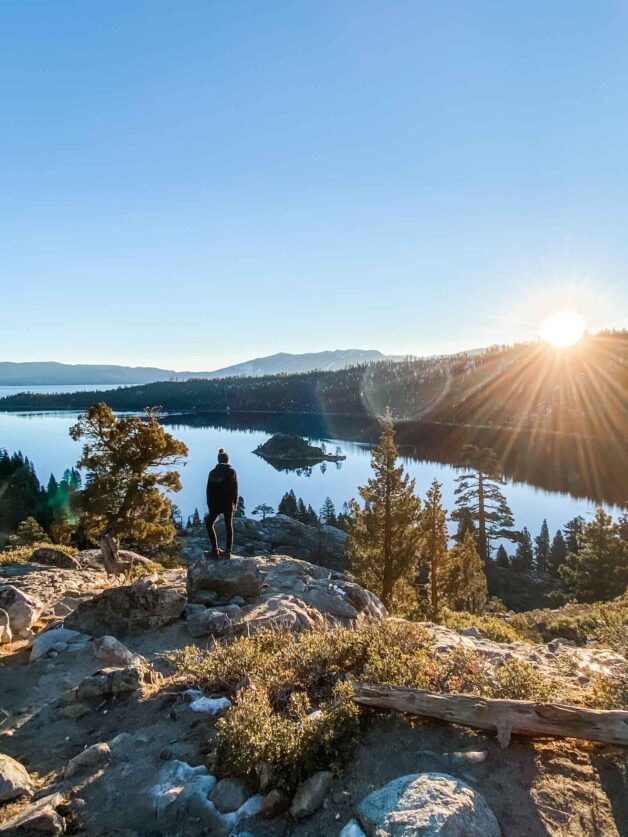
[0,409,621,549]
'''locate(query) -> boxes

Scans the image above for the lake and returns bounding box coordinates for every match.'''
[0,407,622,550]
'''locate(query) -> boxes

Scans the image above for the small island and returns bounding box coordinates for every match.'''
[253,433,346,464]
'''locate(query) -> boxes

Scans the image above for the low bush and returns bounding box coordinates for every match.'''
[436,608,527,644]
[176,620,564,790]
[0,541,78,566]
[587,663,628,710]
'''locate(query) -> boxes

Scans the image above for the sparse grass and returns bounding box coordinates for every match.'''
[0,541,78,566]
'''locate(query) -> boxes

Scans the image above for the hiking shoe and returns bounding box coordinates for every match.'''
[209,549,223,559]
[222,550,232,558]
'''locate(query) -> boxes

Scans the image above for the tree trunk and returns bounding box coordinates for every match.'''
[381,471,393,608]
[99,532,130,576]
[478,471,488,568]
[352,682,628,748]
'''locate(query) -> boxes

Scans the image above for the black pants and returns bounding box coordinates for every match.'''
[206,506,234,553]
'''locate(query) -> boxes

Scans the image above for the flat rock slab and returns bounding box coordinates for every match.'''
[357,772,501,836]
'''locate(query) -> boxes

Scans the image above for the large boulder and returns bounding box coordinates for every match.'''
[181,515,347,571]
[30,547,81,570]
[184,555,386,638]
[356,772,501,836]
[187,557,264,602]
[0,791,65,835]
[0,585,43,637]
[64,572,186,637]
[30,626,90,662]
[0,753,33,803]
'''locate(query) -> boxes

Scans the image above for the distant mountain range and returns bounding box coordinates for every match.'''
[0,350,396,387]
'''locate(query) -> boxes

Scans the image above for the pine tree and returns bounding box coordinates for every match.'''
[547,530,568,578]
[417,479,448,617]
[441,532,487,614]
[512,527,534,572]
[452,507,476,544]
[189,508,202,528]
[534,519,550,574]
[70,403,188,573]
[296,498,308,523]
[559,509,628,602]
[563,516,585,554]
[278,490,298,518]
[320,497,337,527]
[346,409,421,608]
[452,445,516,568]
[0,450,46,546]
[8,516,46,547]
[234,497,246,518]
[495,544,510,567]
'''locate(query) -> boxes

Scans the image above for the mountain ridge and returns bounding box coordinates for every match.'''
[0,350,394,386]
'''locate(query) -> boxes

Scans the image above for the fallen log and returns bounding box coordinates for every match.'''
[352,681,628,748]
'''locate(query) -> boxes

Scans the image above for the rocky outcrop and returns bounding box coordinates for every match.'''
[184,554,386,638]
[30,546,81,570]
[64,572,186,638]
[356,773,501,836]
[253,433,346,464]
[0,792,66,835]
[181,515,347,571]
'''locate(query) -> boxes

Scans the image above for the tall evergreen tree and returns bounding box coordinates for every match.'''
[278,490,298,518]
[512,526,534,572]
[347,409,421,608]
[417,479,448,617]
[563,516,585,554]
[0,450,46,546]
[534,519,550,574]
[320,497,337,527]
[547,530,568,578]
[495,544,510,567]
[452,445,516,568]
[234,497,246,518]
[441,532,487,614]
[559,509,628,603]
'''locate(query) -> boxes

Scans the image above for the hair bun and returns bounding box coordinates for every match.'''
[218,447,225,453]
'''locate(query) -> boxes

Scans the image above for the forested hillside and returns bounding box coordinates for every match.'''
[2,332,625,441]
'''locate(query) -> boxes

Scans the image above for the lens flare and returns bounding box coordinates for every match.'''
[541,310,585,348]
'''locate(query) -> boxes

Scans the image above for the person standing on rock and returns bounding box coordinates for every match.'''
[205,448,239,558]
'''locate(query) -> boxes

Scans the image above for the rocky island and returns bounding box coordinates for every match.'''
[253,433,346,467]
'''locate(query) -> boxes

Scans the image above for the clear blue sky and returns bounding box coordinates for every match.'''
[1,1,626,370]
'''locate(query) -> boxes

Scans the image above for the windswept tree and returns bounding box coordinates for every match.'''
[441,532,487,614]
[252,503,274,521]
[417,479,448,617]
[347,409,421,608]
[452,445,516,567]
[534,519,550,574]
[559,509,628,603]
[70,403,188,574]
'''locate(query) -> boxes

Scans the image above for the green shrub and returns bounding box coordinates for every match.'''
[214,680,359,789]
[436,608,526,644]
[176,620,576,790]
[587,663,628,710]
[0,541,78,566]
[485,658,557,702]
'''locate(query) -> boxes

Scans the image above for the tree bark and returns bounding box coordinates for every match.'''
[99,532,131,576]
[352,682,628,748]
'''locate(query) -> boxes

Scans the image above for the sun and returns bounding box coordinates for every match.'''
[541,310,586,348]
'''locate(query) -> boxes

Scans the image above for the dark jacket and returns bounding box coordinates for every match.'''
[206,463,238,511]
